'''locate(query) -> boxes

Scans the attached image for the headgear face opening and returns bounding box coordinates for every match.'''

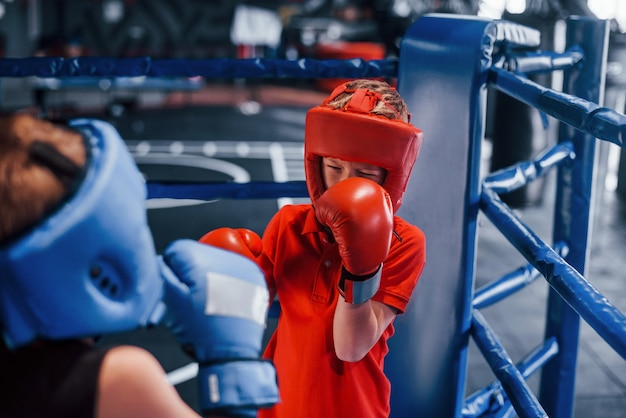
[0,119,163,349]
[304,84,424,213]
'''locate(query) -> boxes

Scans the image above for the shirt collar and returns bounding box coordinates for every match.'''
[303,205,337,244]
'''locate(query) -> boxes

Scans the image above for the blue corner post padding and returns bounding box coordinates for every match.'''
[390,14,540,417]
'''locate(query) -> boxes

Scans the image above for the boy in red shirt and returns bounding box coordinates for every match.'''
[204,79,425,417]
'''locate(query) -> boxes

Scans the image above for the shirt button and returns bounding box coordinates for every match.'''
[324,260,332,267]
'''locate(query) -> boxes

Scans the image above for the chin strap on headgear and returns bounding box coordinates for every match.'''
[0,119,164,349]
[305,83,424,213]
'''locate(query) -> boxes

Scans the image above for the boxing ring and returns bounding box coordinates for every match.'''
[2,13,626,418]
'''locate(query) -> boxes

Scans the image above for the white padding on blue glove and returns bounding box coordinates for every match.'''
[205,272,268,326]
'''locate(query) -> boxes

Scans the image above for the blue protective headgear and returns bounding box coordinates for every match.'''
[0,118,164,349]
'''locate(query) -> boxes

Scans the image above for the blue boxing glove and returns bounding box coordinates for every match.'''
[159,239,279,417]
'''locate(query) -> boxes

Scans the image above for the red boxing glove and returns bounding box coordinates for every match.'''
[199,227,262,262]
[315,177,394,277]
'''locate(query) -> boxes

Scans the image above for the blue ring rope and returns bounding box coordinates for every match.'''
[146,181,309,200]
[0,56,398,79]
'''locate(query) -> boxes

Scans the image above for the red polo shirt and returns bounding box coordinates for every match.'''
[258,204,425,418]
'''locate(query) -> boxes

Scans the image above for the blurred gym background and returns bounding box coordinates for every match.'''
[0,0,625,208]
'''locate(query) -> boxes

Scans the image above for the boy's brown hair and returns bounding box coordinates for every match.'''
[0,113,86,243]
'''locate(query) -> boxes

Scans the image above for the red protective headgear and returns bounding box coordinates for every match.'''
[305,83,423,213]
